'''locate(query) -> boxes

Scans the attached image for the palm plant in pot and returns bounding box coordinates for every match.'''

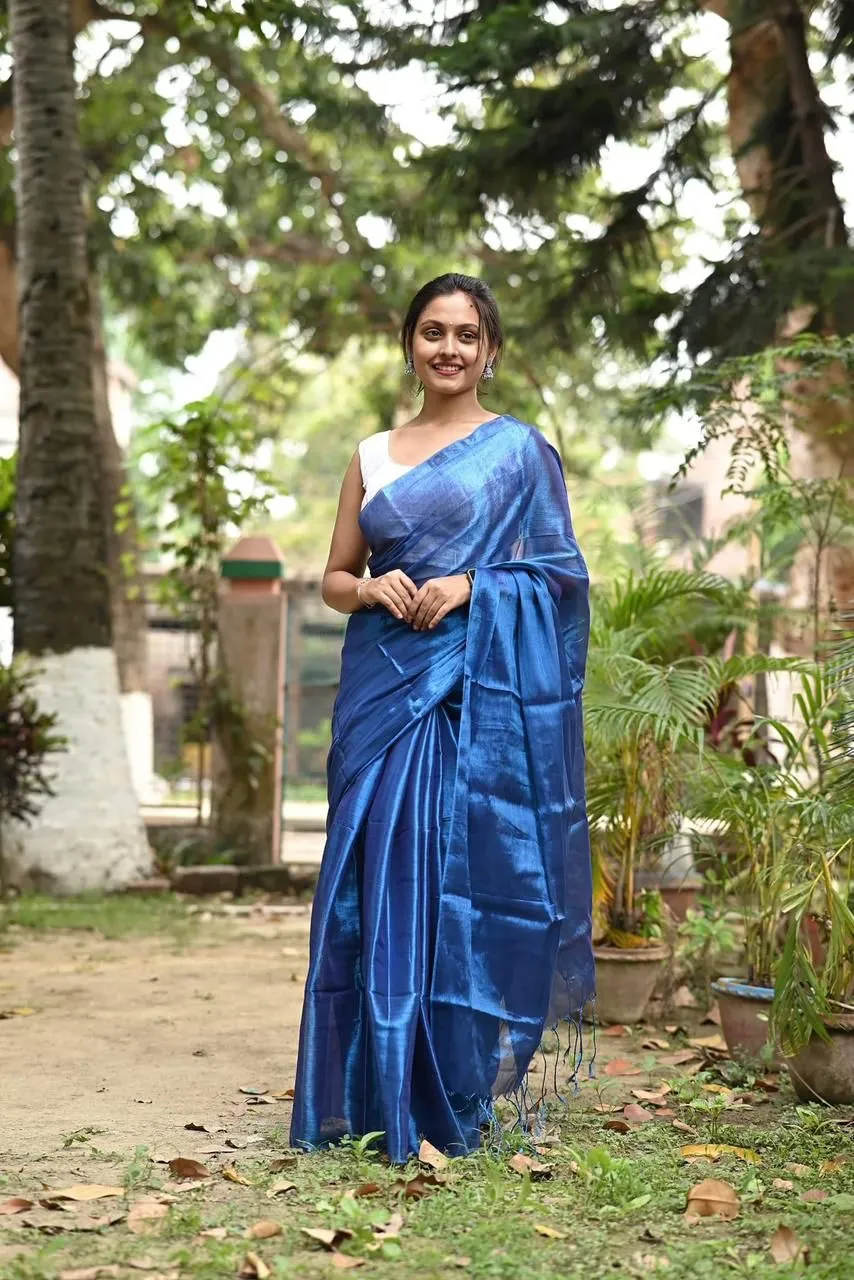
[771,635,854,1103]
[585,566,787,1025]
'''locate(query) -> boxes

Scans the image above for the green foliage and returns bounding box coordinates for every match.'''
[0,660,65,888]
[585,563,796,940]
[137,394,278,816]
[0,452,14,611]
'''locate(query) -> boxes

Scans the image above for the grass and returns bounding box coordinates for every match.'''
[0,891,198,942]
[3,1096,854,1280]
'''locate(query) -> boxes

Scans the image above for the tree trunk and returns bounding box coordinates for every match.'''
[720,0,854,619]
[6,0,149,893]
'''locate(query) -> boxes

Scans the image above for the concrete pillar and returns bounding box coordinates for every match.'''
[212,535,287,864]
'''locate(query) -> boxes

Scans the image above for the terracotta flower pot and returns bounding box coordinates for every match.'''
[786,1014,854,1105]
[660,883,701,922]
[593,944,670,1025]
[712,977,776,1061]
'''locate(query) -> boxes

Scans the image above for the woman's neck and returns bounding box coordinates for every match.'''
[417,390,489,427]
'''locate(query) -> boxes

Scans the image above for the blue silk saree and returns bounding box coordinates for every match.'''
[290,415,594,1163]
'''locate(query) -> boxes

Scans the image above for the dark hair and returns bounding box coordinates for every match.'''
[400,273,504,369]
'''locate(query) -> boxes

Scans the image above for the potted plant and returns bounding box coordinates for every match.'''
[585,566,780,1024]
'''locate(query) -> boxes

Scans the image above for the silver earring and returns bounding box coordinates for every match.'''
[481,362,494,381]
[404,356,415,375]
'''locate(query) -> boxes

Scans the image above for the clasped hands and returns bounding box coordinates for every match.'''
[358,569,471,631]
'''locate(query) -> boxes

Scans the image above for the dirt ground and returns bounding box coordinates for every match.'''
[0,907,311,1163]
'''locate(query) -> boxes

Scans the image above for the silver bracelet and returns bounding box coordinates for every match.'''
[356,580,374,609]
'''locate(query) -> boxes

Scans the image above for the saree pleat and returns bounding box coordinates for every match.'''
[291,416,594,1163]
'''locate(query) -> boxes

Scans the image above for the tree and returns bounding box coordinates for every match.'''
[370,3,854,546]
[6,0,149,893]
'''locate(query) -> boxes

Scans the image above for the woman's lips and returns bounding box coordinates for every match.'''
[431,364,463,376]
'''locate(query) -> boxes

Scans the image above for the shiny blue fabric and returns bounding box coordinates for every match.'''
[290,416,594,1163]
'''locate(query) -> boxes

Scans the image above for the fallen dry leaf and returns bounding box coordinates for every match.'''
[225,1137,263,1150]
[785,1163,811,1176]
[701,1005,722,1026]
[418,1139,448,1170]
[0,1198,33,1215]
[331,1257,365,1271]
[601,1024,628,1037]
[245,1221,282,1240]
[58,1268,121,1280]
[167,1158,210,1181]
[223,1165,252,1186]
[685,1178,740,1222]
[534,1224,567,1239]
[344,1183,381,1199]
[632,1085,672,1103]
[239,1252,271,1279]
[603,1058,642,1077]
[673,985,698,1009]
[800,1189,828,1203]
[655,1107,676,1118]
[265,1180,297,1199]
[373,1212,405,1242]
[183,1121,224,1134]
[270,1088,295,1100]
[688,1034,727,1051]
[680,1144,760,1165]
[623,1104,655,1124]
[268,1157,297,1173]
[819,1158,848,1175]
[43,1185,124,1202]
[0,1007,36,1019]
[658,1050,700,1067]
[301,1227,354,1249]
[127,1202,169,1235]
[604,1118,632,1134]
[642,1038,670,1051]
[198,1227,229,1241]
[769,1224,809,1265]
[239,1086,269,1096]
[393,1173,444,1200]
[700,1083,733,1096]
[508,1153,552,1179]
[771,1179,793,1191]
[755,1076,780,1093]
[672,1120,698,1136]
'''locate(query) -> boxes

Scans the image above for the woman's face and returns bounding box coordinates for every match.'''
[410,291,494,397]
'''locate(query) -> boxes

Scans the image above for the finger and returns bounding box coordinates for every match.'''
[427,602,450,630]
[378,589,405,620]
[406,584,429,623]
[391,570,418,600]
[412,589,437,630]
[386,584,412,616]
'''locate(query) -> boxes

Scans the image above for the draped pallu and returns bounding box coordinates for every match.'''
[291,416,594,1162]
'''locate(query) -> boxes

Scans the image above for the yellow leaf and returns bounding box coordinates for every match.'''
[534,1224,568,1239]
[245,1221,282,1240]
[239,1252,271,1279]
[680,1144,760,1165]
[44,1185,125,1201]
[127,1201,169,1235]
[223,1165,252,1186]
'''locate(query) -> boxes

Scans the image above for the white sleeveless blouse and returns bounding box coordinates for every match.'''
[358,431,413,509]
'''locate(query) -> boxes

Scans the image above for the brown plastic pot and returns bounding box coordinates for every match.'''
[712,977,776,1061]
[593,944,670,1025]
[786,1014,854,1105]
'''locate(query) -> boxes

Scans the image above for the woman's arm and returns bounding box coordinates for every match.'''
[322,451,416,619]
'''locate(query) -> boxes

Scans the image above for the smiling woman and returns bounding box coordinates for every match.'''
[290,273,595,1164]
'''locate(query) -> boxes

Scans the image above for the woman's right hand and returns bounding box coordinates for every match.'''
[359,569,417,620]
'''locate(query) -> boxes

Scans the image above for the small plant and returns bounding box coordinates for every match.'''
[0,660,66,891]
[678,904,738,1002]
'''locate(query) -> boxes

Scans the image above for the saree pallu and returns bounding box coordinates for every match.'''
[291,415,594,1163]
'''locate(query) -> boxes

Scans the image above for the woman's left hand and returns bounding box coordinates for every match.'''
[408,575,472,631]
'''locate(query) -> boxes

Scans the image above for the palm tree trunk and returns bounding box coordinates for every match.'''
[6,0,149,893]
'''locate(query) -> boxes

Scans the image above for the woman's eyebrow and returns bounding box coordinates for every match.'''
[419,317,480,328]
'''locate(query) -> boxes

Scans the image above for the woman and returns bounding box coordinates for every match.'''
[291,274,594,1163]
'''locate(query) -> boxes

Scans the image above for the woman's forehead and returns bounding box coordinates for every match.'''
[419,293,480,325]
